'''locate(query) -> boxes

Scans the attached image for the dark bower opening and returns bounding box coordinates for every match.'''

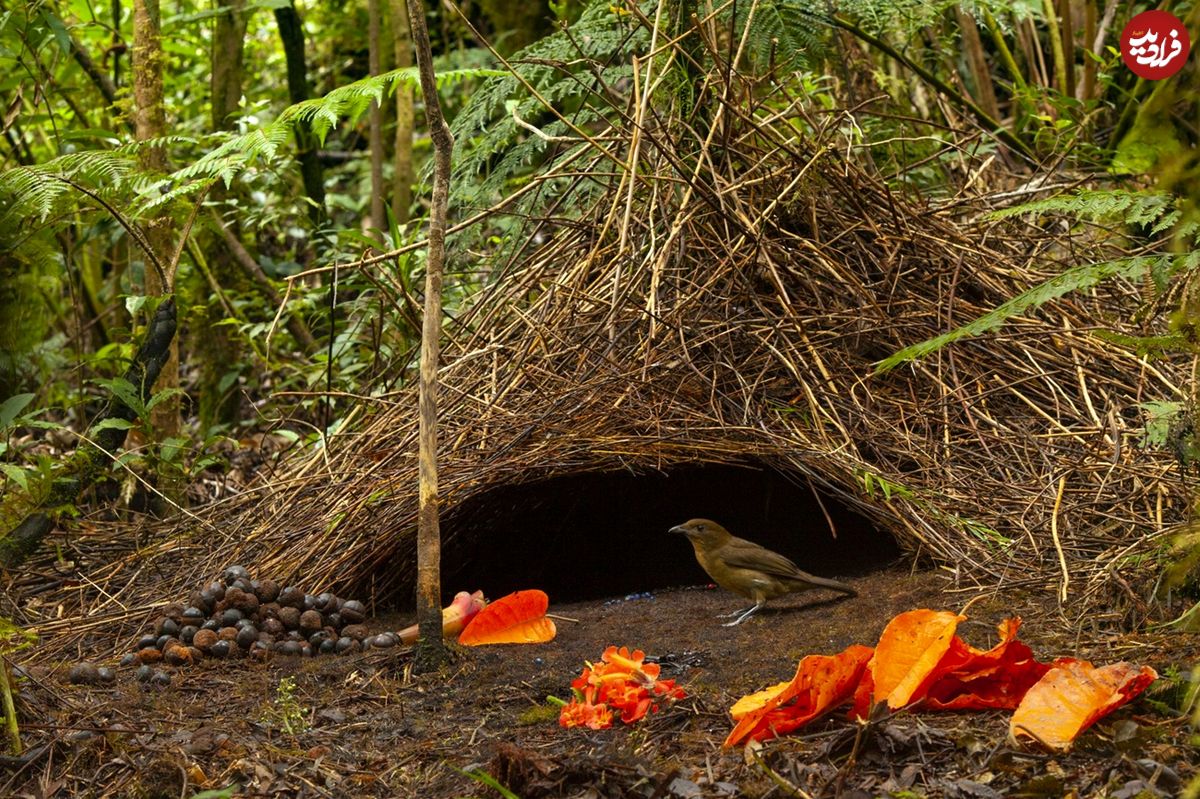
[442,464,900,603]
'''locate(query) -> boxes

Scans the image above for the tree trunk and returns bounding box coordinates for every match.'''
[406,0,451,674]
[200,0,252,432]
[368,0,386,240]
[211,0,249,129]
[391,0,414,223]
[132,0,181,451]
[274,2,326,224]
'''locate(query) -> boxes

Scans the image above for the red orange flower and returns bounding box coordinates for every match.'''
[559,699,613,730]
[559,646,687,731]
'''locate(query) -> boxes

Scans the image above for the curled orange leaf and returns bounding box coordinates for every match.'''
[868,609,964,711]
[458,589,556,646]
[724,644,873,747]
[1010,659,1157,750]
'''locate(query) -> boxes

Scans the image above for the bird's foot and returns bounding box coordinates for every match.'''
[720,605,762,626]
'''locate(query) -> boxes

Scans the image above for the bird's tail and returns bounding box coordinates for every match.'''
[808,575,857,596]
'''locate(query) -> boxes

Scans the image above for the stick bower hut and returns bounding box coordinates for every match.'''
[23,106,1189,655]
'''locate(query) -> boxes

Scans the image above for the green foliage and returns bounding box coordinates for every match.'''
[260,676,310,735]
[877,253,1195,373]
[986,189,1184,236]
[449,2,648,210]
[878,188,1200,373]
[455,766,523,799]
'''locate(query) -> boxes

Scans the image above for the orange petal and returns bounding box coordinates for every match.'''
[457,589,557,645]
[729,681,793,720]
[869,609,964,709]
[724,644,872,747]
[1010,660,1157,750]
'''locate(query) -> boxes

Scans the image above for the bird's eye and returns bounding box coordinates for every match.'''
[697,523,706,531]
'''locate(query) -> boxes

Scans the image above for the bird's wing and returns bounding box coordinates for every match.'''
[719,539,814,580]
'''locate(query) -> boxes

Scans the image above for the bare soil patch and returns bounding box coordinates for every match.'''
[5,567,1193,798]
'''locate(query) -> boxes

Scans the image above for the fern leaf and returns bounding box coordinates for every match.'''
[875,253,1197,373]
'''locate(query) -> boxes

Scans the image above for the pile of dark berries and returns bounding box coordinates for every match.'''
[118,566,376,667]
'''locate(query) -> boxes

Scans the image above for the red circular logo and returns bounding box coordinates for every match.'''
[1121,10,1190,80]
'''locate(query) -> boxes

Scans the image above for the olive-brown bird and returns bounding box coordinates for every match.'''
[670,518,857,626]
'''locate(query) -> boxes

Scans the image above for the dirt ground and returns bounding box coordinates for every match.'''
[4,567,1195,798]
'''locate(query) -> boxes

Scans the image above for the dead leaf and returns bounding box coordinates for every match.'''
[1010,659,1157,750]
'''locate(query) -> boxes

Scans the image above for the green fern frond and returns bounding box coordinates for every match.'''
[0,150,138,222]
[280,66,502,143]
[1092,330,1192,358]
[449,2,647,211]
[875,252,1200,373]
[987,189,1178,230]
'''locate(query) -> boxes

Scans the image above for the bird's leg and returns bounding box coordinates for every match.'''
[721,600,765,627]
[716,607,751,618]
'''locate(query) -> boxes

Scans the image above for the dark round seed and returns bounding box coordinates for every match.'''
[156,618,180,637]
[193,629,218,651]
[222,565,250,584]
[209,640,231,659]
[339,600,366,625]
[277,586,304,609]
[135,664,154,682]
[256,579,280,603]
[236,627,258,650]
[180,625,198,644]
[120,653,138,667]
[278,607,301,630]
[341,624,369,641]
[220,608,244,626]
[68,663,100,685]
[299,610,322,633]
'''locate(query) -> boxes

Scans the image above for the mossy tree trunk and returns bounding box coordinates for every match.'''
[391,0,414,223]
[133,0,182,506]
[368,0,386,240]
[198,0,252,432]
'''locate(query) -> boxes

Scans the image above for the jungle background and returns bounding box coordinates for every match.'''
[1,0,1200,796]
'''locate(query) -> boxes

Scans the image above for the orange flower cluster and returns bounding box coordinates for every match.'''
[559,646,687,730]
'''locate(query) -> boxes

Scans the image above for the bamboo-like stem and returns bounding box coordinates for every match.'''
[831,14,1035,159]
[1041,0,1068,96]
[955,5,1000,123]
[0,657,20,755]
[405,0,452,673]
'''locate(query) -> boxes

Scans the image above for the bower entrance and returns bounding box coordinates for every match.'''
[443,464,899,602]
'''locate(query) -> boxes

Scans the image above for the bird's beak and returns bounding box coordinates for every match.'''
[668,525,687,536]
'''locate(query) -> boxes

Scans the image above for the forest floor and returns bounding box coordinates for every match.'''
[5,566,1196,798]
